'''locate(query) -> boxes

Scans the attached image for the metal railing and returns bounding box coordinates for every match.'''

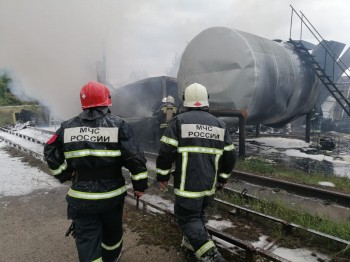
[289,5,350,117]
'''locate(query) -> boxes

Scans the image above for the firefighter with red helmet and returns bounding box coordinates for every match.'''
[44,81,148,262]
[156,83,235,262]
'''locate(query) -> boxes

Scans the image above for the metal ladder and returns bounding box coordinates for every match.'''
[289,5,350,118]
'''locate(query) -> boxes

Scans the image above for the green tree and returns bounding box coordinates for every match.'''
[0,74,23,106]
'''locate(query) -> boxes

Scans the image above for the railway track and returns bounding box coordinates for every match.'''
[0,126,48,160]
[2,125,349,209]
[144,151,350,209]
[0,125,349,261]
[125,190,291,262]
[136,175,349,257]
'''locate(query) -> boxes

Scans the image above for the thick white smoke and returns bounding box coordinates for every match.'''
[0,0,117,118]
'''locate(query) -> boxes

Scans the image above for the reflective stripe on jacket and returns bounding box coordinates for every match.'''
[44,108,148,212]
[156,110,235,198]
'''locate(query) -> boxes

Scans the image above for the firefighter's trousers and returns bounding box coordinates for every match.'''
[174,196,215,257]
[73,202,124,262]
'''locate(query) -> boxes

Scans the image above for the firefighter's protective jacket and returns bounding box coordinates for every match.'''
[154,102,178,129]
[156,109,235,198]
[44,107,148,213]
[158,103,178,128]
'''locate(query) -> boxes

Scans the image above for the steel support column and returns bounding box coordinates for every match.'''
[305,112,311,143]
[210,110,247,158]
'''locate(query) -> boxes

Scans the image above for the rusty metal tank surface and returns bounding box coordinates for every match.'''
[177,27,321,126]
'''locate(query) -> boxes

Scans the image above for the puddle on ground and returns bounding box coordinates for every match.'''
[252,235,331,262]
[245,133,350,179]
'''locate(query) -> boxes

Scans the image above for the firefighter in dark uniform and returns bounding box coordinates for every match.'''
[44,81,148,262]
[156,83,236,262]
[157,95,178,135]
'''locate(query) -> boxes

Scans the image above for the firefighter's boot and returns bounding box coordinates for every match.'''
[199,247,226,262]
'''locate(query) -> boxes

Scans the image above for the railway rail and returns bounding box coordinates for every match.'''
[144,151,350,208]
[126,177,349,261]
[0,125,349,261]
[125,191,291,262]
[1,125,349,210]
[0,126,47,160]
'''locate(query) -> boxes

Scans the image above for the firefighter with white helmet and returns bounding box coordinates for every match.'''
[156,83,236,261]
[159,95,177,128]
[183,83,209,107]
[153,95,178,144]
[166,95,175,104]
[44,81,148,262]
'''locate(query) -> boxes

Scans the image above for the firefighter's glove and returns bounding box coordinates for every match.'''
[134,191,144,198]
[216,183,226,191]
[65,221,76,238]
[159,181,168,192]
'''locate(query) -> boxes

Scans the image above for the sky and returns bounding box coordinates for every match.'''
[1,0,350,118]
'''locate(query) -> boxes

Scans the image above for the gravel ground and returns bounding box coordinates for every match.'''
[0,185,187,262]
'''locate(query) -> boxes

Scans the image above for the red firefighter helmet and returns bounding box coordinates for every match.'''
[80,81,112,109]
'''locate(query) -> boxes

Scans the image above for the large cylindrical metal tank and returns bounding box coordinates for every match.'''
[177,27,321,126]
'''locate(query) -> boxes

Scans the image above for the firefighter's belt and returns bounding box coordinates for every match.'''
[76,166,121,181]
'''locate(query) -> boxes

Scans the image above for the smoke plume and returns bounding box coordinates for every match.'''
[0,0,117,118]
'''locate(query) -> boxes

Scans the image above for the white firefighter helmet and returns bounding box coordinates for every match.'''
[162,97,167,102]
[183,83,209,108]
[166,95,174,104]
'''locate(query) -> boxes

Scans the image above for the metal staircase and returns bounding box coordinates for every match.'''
[289,5,350,118]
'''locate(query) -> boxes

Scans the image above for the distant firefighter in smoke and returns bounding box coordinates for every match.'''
[157,95,178,134]
[44,81,148,262]
[156,83,236,261]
